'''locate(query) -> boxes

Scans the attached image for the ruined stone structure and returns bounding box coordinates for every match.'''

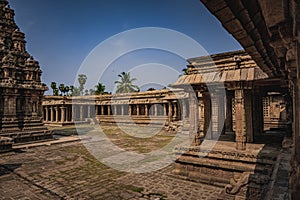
[0,0,52,151]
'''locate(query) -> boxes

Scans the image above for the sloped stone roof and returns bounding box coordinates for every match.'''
[171,50,268,86]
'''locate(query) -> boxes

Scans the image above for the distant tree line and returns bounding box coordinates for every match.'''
[50,74,108,96]
[50,71,140,96]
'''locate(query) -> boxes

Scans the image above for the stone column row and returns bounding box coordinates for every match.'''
[191,87,264,150]
[95,103,175,117]
[44,105,73,123]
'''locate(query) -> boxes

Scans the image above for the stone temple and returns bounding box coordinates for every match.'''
[0,0,51,151]
[0,0,299,199]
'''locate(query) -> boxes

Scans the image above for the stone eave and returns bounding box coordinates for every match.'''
[200,0,283,78]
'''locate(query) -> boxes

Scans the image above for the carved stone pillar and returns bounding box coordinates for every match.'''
[210,92,225,139]
[252,88,264,136]
[234,89,247,150]
[101,105,104,115]
[203,92,212,139]
[136,105,140,116]
[96,105,99,115]
[107,105,111,116]
[245,90,254,143]
[121,105,124,116]
[55,106,59,122]
[168,101,172,125]
[163,104,167,116]
[128,104,132,116]
[293,79,300,162]
[113,105,117,116]
[79,105,83,120]
[173,102,177,119]
[45,106,49,122]
[189,92,199,145]
[198,94,205,136]
[145,104,149,116]
[225,90,234,134]
[71,105,75,122]
[66,106,69,122]
[182,99,187,121]
[50,106,54,122]
[61,107,66,122]
[154,104,158,116]
[87,106,91,118]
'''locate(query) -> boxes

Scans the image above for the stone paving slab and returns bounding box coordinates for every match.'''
[0,140,223,200]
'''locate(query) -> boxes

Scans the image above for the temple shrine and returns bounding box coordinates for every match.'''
[0,0,52,151]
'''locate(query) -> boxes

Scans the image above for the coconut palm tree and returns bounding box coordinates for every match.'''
[78,74,87,96]
[95,83,106,95]
[114,72,139,93]
[64,86,70,96]
[58,84,65,96]
[50,82,59,96]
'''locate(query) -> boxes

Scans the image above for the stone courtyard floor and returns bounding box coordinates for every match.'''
[0,125,223,200]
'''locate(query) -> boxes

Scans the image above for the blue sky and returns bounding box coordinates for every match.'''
[9,0,242,94]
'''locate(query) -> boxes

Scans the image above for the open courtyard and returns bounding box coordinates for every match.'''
[0,125,223,200]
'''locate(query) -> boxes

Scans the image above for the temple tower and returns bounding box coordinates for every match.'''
[0,0,52,150]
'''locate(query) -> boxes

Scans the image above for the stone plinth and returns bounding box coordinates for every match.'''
[0,137,13,152]
[173,141,280,200]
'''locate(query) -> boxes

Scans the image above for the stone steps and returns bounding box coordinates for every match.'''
[173,141,281,199]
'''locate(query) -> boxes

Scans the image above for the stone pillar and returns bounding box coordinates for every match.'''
[198,94,205,136]
[245,90,254,143]
[154,104,158,116]
[100,105,104,115]
[203,92,212,139]
[182,99,187,121]
[113,105,117,116]
[55,106,59,122]
[3,96,9,116]
[66,106,69,122]
[71,105,75,122]
[252,88,264,136]
[136,105,140,116]
[225,90,234,134]
[45,106,49,122]
[189,92,199,145]
[163,104,167,116]
[145,104,149,116]
[173,102,177,119]
[128,105,132,116]
[87,106,91,118]
[168,101,172,125]
[121,105,124,115]
[293,79,300,162]
[211,91,225,139]
[61,107,66,122]
[107,105,111,116]
[79,105,83,120]
[50,106,54,122]
[234,89,247,150]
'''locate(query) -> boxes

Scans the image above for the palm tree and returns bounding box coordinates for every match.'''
[95,83,106,95]
[64,86,70,96]
[50,82,58,96]
[114,72,139,93]
[70,86,80,96]
[58,84,65,96]
[78,74,87,96]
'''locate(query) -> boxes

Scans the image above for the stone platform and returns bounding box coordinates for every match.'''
[173,141,281,200]
[0,137,13,152]
[0,120,53,151]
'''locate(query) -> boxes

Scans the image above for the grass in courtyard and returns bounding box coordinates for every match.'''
[99,124,176,153]
[51,124,177,153]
